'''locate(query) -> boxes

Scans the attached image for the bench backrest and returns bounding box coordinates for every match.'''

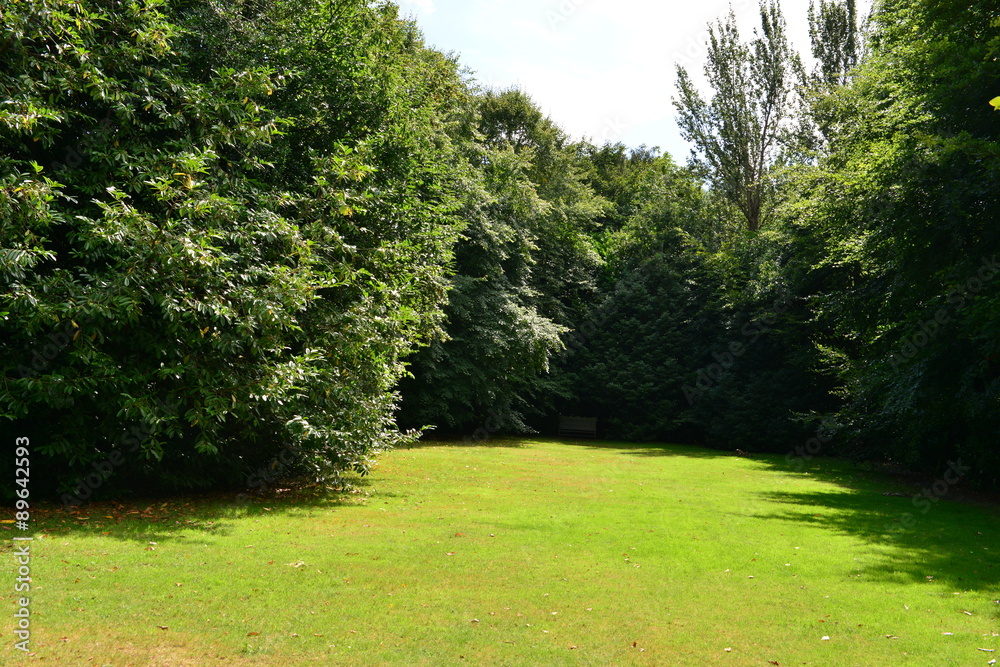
[558,416,597,438]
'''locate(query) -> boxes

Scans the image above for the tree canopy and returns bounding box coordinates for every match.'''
[3,0,999,498]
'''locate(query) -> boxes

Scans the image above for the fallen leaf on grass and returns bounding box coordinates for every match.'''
[247,632,260,636]
[157,626,168,631]
[287,560,305,568]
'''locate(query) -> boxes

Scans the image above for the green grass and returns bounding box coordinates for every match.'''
[2,438,999,665]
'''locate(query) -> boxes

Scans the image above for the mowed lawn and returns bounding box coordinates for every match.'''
[2,439,999,665]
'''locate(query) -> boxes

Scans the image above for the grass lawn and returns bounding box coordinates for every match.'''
[2,438,999,665]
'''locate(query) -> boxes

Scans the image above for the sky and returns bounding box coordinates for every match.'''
[397,0,872,162]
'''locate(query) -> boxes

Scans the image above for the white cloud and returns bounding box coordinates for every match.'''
[405,0,874,157]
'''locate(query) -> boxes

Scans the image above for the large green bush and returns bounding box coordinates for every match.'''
[0,0,466,498]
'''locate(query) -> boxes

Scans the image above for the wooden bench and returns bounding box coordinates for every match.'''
[558,416,597,439]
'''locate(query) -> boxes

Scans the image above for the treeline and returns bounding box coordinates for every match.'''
[2,0,474,497]
[558,0,1000,489]
[553,0,999,489]
[1,0,998,499]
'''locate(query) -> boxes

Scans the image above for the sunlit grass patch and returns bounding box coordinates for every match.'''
[2,438,998,665]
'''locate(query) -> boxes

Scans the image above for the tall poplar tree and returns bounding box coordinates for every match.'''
[673,1,801,232]
[808,0,862,88]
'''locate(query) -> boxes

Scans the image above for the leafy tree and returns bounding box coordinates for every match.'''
[549,156,725,440]
[557,239,723,442]
[808,0,862,88]
[396,140,566,433]
[798,0,1000,485]
[574,142,668,234]
[398,89,603,434]
[684,220,842,453]
[673,1,802,232]
[799,0,868,151]
[0,0,467,497]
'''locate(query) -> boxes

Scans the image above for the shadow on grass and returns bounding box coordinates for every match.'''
[407,435,743,459]
[579,441,738,459]
[545,438,1000,602]
[402,436,527,449]
[753,486,1000,598]
[0,478,374,549]
[7,436,1000,613]
[497,436,742,459]
[724,451,1000,600]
